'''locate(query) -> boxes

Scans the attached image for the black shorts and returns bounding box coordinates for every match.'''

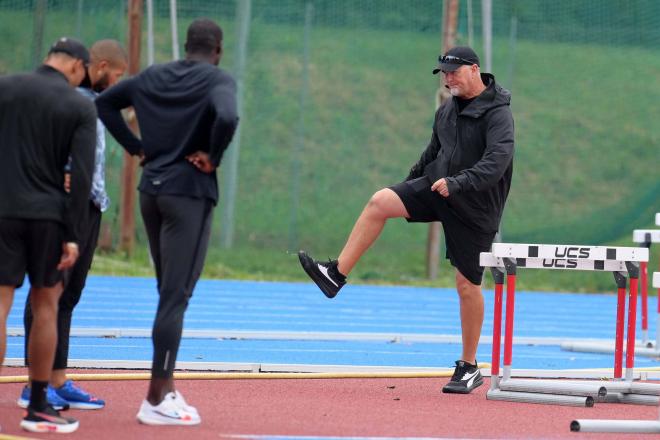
[0,218,64,288]
[389,176,495,285]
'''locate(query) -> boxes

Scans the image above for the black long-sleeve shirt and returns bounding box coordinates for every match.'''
[0,65,96,243]
[96,59,239,203]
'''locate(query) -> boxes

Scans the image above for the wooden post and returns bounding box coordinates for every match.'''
[119,0,143,254]
[427,0,459,279]
[32,0,47,68]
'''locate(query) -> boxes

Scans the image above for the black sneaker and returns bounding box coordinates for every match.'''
[442,360,483,394]
[20,405,79,433]
[298,250,346,298]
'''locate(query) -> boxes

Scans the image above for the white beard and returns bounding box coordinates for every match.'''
[449,87,460,97]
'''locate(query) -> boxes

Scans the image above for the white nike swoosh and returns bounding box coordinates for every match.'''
[317,265,339,287]
[462,370,479,388]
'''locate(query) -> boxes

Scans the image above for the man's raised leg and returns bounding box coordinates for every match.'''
[299,188,409,298]
[336,188,410,275]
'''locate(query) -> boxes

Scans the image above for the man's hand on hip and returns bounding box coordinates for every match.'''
[186,151,216,174]
[431,178,450,197]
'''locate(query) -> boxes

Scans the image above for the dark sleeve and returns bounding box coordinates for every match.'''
[208,78,239,167]
[445,107,514,194]
[405,109,442,181]
[95,76,143,156]
[64,102,97,243]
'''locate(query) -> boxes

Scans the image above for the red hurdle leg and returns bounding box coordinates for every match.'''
[625,262,640,381]
[613,271,627,380]
[640,261,648,344]
[489,267,504,390]
[502,258,517,381]
[655,282,660,351]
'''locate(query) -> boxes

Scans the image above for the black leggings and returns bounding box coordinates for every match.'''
[140,193,213,378]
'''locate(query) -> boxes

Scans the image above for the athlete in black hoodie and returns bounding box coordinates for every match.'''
[96,19,238,425]
[0,37,95,434]
[299,46,514,394]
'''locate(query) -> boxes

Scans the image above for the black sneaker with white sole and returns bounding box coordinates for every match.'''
[298,250,346,298]
[442,360,483,394]
[20,405,79,433]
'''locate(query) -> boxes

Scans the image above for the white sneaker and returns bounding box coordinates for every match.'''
[174,390,199,416]
[136,392,201,426]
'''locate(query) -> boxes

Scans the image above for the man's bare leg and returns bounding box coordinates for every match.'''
[455,270,484,364]
[0,286,16,372]
[337,189,409,276]
[28,284,63,382]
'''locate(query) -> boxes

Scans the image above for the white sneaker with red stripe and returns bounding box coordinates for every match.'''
[136,392,201,426]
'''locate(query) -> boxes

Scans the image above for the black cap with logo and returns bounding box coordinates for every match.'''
[432,46,480,74]
[48,37,90,66]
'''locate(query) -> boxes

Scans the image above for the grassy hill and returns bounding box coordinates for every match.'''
[1,6,658,293]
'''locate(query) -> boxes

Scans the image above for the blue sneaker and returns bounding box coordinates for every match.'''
[53,380,105,410]
[17,385,70,411]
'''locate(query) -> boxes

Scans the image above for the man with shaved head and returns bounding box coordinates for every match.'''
[97,18,238,426]
[20,39,128,412]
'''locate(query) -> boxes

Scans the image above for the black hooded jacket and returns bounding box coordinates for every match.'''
[406,73,514,233]
[96,60,238,204]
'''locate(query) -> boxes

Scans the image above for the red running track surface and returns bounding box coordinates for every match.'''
[0,367,656,439]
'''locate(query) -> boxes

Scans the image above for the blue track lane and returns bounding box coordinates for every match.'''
[5,276,659,370]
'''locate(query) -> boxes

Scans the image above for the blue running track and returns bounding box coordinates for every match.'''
[5,276,659,370]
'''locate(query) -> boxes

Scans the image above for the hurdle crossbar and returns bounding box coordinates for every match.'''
[571,271,660,433]
[491,242,648,262]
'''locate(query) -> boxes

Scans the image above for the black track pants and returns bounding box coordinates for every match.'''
[139,193,212,378]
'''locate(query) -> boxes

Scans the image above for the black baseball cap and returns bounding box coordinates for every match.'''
[48,37,90,66]
[432,46,480,74]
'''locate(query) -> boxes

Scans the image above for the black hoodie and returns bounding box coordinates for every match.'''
[407,73,514,233]
[96,59,238,203]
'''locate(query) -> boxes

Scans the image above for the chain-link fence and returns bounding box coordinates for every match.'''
[1,0,658,269]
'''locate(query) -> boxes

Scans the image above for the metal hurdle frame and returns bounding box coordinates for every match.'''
[570,271,660,434]
[562,219,660,355]
[481,243,658,407]
[632,229,660,347]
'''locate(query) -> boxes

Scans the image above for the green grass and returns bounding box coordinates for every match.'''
[1,6,659,293]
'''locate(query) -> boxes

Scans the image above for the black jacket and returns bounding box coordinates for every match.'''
[96,60,238,203]
[0,65,96,243]
[407,73,514,233]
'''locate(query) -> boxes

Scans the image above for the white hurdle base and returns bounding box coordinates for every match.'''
[571,419,660,433]
[487,389,594,407]
[572,271,660,432]
[597,393,660,406]
[498,378,606,398]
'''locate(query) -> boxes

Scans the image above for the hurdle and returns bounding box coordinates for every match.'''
[570,271,660,434]
[481,243,659,407]
[562,220,660,355]
[635,222,660,349]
